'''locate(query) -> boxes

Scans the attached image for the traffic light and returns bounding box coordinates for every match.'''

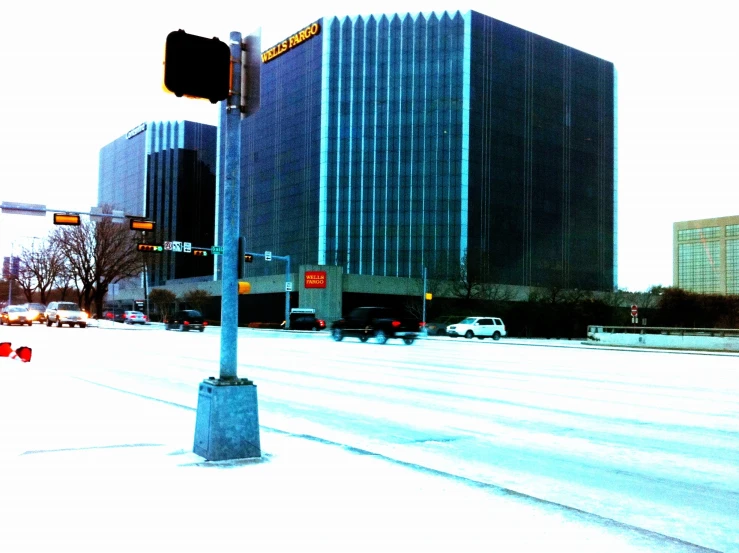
[238,281,251,295]
[244,254,254,263]
[164,30,231,104]
[192,249,209,257]
[130,219,155,231]
[53,213,81,226]
[137,244,164,252]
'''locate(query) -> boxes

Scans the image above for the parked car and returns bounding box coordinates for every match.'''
[19,303,47,324]
[425,315,466,336]
[102,309,125,322]
[122,310,148,325]
[285,308,325,331]
[45,301,89,328]
[446,317,506,340]
[0,305,33,326]
[331,306,421,345]
[165,310,207,332]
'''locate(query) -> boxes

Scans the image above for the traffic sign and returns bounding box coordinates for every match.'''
[285,281,293,292]
[212,246,223,255]
[265,251,272,261]
[631,304,638,317]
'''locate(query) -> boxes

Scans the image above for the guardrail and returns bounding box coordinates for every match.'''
[586,326,739,352]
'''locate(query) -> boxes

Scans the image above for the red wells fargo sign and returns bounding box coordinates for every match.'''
[304,270,327,289]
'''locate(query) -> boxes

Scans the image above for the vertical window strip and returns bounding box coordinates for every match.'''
[346,20,355,273]
[318,20,331,265]
[333,23,343,266]
[408,18,415,278]
[460,12,471,270]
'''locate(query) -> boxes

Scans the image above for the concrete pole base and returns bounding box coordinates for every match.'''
[193,378,261,461]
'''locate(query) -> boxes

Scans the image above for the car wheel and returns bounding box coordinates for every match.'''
[57,319,62,328]
[311,326,318,331]
[464,330,474,339]
[403,336,415,345]
[332,328,344,342]
[46,319,51,327]
[493,331,501,340]
[79,323,87,328]
[199,328,204,332]
[28,322,32,326]
[359,335,369,342]
[375,330,388,344]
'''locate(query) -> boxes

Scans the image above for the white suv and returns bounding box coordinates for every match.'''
[446,317,506,340]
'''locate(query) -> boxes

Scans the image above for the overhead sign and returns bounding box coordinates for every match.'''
[163,241,191,252]
[261,22,321,64]
[211,246,223,255]
[305,270,326,289]
[265,251,272,261]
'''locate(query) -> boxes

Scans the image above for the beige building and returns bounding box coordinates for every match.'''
[674,215,739,294]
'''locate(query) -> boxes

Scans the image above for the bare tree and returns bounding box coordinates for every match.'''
[15,239,66,304]
[51,218,143,315]
[182,289,210,314]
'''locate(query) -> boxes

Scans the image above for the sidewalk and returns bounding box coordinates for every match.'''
[0,359,710,553]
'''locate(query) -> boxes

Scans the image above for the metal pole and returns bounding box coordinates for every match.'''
[8,241,14,305]
[219,31,243,380]
[284,255,290,329]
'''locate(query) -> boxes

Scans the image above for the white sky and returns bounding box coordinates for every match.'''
[1,0,737,291]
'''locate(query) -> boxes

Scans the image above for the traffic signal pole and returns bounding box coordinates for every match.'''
[189,30,262,461]
[218,31,242,381]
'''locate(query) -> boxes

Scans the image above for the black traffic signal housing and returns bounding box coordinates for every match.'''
[244,254,254,263]
[53,213,81,226]
[130,219,156,231]
[164,30,231,104]
[192,249,209,257]
[137,244,164,252]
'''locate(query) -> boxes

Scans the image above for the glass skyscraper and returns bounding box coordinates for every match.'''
[229,10,616,291]
[99,120,217,286]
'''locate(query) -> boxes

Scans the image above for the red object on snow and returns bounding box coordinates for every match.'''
[14,346,32,362]
[0,342,12,357]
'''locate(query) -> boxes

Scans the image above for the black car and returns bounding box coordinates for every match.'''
[285,308,326,331]
[331,307,421,344]
[165,310,207,332]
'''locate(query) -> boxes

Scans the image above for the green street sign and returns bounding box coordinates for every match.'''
[211,246,223,255]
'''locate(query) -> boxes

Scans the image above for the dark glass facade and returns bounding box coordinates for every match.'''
[98,121,217,286]
[233,10,616,291]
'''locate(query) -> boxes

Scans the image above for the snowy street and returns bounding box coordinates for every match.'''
[1,324,737,552]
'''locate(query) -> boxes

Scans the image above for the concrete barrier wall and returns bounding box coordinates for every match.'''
[588,332,739,352]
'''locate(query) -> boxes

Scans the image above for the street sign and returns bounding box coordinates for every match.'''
[285,281,293,292]
[211,246,223,255]
[631,304,638,317]
[184,242,192,253]
[265,251,272,261]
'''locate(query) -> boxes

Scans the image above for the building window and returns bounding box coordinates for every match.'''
[678,241,721,293]
[677,227,721,241]
[727,239,739,295]
[726,224,739,238]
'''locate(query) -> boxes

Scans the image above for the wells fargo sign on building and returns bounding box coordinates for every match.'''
[305,270,327,289]
[261,22,321,64]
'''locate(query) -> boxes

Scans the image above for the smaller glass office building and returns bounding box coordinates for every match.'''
[674,215,739,295]
[99,121,217,286]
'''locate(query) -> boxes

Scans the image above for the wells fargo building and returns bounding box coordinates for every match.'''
[226,10,616,292]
